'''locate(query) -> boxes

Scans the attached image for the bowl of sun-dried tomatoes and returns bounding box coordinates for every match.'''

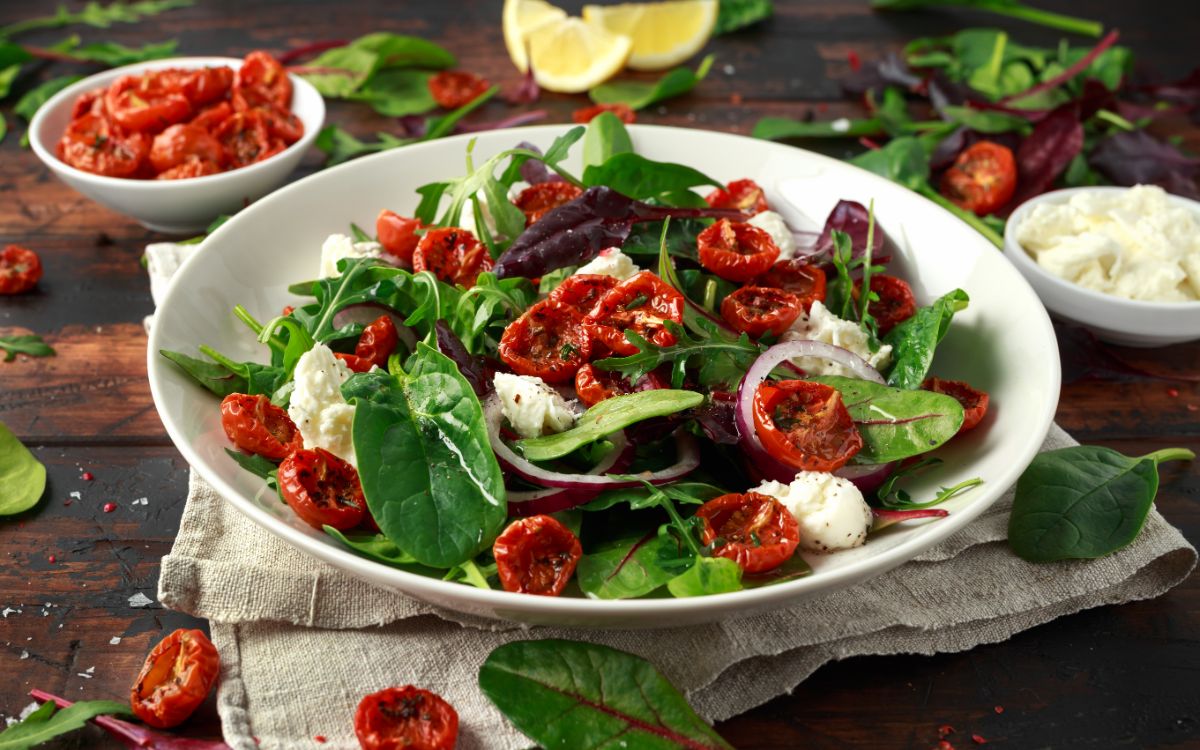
[29,53,324,233]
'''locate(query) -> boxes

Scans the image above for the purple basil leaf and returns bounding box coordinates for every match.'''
[813,199,889,263]
[1005,103,1085,213]
[435,320,488,396]
[1089,130,1200,200]
[514,141,563,185]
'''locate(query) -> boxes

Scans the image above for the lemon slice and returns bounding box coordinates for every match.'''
[582,0,717,71]
[502,0,569,73]
[526,17,633,94]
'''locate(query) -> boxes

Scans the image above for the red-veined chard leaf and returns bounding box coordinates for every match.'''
[1003,102,1084,212]
[1088,130,1200,200]
[25,689,230,750]
[0,696,132,750]
[576,532,678,599]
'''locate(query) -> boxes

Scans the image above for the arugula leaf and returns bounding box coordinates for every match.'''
[581,110,634,171]
[452,272,536,354]
[0,0,193,38]
[581,152,722,203]
[159,348,286,400]
[0,699,132,749]
[871,0,1102,38]
[883,289,970,389]
[0,420,46,516]
[593,321,760,391]
[580,481,723,512]
[0,334,55,362]
[324,526,445,575]
[589,54,714,110]
[715,0,773,34]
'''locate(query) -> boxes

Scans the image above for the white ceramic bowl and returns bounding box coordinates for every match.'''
[1004,186,1200,347]
[147,125,1061,628]
[29,57,324,234]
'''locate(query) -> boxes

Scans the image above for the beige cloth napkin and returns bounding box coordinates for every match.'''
[156,424,1197,750]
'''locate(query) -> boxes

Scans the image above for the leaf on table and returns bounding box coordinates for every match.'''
[0,334,55,362]
[589,54,714,110]
[850,136,930,191]
[0,419,44,516]
[50,35,178,65]
[715,0,773,34]
[0,0,193,38]
[752,114,884,141]
[14,75,83,122]
[0,699,132,749]
[348,68,435,117]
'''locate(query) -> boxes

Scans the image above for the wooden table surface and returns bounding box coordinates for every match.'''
[2,1,1198,747]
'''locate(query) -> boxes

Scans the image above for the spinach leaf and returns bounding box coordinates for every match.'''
[581,110,634,171]
[0,334,55,362]
[348,68,435,117]
[850,135,930,191]
[0,0,192,38]
[52,36,178,65]
[324,526,445,575]
[0,699,132,750]
[160,348,285,400]
[576,532,678,600]
[301,33,453,97]
[14,75,83,121]
[813,376,964,463]
[479,639,735,750]
[589,55,714,110]
[581,153,722,203]
[1008,446,1194,562]
[344,347,506,568]
[883,288,969,389]
[517,390,704,462]
[0,420,45,516]
[753,115,886,141]
[715,0,773,34]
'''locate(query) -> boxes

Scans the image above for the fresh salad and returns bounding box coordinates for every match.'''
[162,113,990,600]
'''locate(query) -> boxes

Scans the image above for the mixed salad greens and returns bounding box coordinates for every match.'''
[162,113,991,600]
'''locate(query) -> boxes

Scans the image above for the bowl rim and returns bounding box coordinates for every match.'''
[1003,185,1200,312]
[147,123,1062,621]
[29,55,325,189]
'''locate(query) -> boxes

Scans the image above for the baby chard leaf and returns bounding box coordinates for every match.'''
[0,699,132,749]
[0,419,46,516]
[576,532,679,600]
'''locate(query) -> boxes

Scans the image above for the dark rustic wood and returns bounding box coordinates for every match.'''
[0,1,1197,747]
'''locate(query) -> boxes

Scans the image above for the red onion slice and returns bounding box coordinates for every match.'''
[331,303,418,351]
[505,487,598,516]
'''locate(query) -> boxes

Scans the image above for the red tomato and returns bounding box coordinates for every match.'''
[278,448,367,531]
[695,492,800,573]
[104,74,192,133]
[571,103,636,124]
[855,274,916,336]
[183,66,234,106]
[0,245,43,295]
[574,363,666,407]
[412,227,493,287]
[513,181,583,226]
[156,157,221,180]
[219,393,303,460]
[720,285,803,339]
[583,270,685,356]
[923,377,990,431]
[546,273,617,315]
[70,88,105,119]
[493,515,583,596]
[149,123,224,173]
[129,628,219,729]
[754,260,826,311]
[498,298,591,383]
[256,101,304,144]
[428,70,490,108]
[753,379,863,472]
[376,210,427,264]
[697,219,781,283]
[190,101,233,133]
[213,110,275,168]
[57,113,149,177]
[335,315,401,373]
[236,50,292,109]
[704,178,770,215]
[354,686,459,750]
[939,141,1017,216]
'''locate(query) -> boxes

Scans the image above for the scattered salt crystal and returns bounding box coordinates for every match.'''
[128,593,154,608]
[723,64,735,75]
[1,607,17,618]
[831,118,851,133]
[133,497,149,506]
[18,702,39,720]
[109,636,121,645]
[69,491,81,500]
[77,672,92,679]
[19,651,28,660]
[85,666,94,674]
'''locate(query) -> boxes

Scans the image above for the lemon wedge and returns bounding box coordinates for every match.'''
[502,0,569,73]
[582,0,717,71]
[526,17,633,94]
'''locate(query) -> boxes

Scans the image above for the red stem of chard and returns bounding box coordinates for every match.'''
[284,65,357,77]
[997,29,1120,106]
[29,689,233,750]
[277,39,348,65]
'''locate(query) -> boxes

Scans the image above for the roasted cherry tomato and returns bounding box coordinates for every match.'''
[235,50,292,109]
[754,259,826,311]
[104,74,192,133]
[254,101,304,144]
[156,157,221,180]
[571,103,636,124]
[278,448,366,531]
[0,245,43,295]
[753,379,863,472]
[721,285,803,339]
[219,393,303,460]
[493,515,583,596]
[584,270,685,356]
[376,210,427,265]
[149,123,224,173]
[412,227,493,287]
[923,377,990,431]
[190,101,233,133]
[573,362,666,407]
[70,88,105,119]
[697,219,781,283]
[695,492,800,574]
[354,686,459,750]
[704,178,769,215]
[547,273,617,315]
[213,110,277,168]
[335,315,401,373]
[498,298,591,383]
[939,141,1017,216]
[183,66,234,106]
[129,628,219,729]
[57,113,148,177]
[513,181,583,225]
[854,274,916,336]
[428,70,490,108]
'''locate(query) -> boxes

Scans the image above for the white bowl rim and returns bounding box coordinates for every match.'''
[147,123,1061,621]
[29,55,324,190]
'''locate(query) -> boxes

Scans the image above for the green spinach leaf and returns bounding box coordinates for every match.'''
[14,75,83,121]
[160,348,285,400]
[589,54,714,110]
[581,152,722,203]
[0,420,46,516]
[0,334,55,362]
[347,68,435,117]
[0,1,192,38]
[715,0,773,34]
[883,288,969,390]
[0,699,132,750]
[581,110,634,171]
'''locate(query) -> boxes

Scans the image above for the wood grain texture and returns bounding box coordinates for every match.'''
[0,0,1197,747]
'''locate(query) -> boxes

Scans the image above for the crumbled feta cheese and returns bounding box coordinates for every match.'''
[1016,185,1200,302]
[493,373,578,439]
[288,344,357,466]
[319,234,383,279]
[747,210,797,260]
[575,248,641,281]
[456,194,498,239]
[782,300,892,376]
[753,472,872,553]
[831,118,851,133]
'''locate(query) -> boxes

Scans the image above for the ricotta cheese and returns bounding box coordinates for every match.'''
[319,233,383,279]
[288,344,357,466]
[1016,185,1200,302]
[747,210,797,260]
[752,472,872,553]
[493,372,578,439]
[575,247,641,280]
[782,300,893,376]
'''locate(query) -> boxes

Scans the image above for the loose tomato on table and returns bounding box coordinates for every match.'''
[57,113,149,177]
[235,50,292,109]
[754,259,826,310]
[753,379,863,472]
[335,315,401,373]
[705,178,770,215]
[0,245,43,295]
[149,123,224,173]
[697,219,781,283]
[721,285,804,338]
[493,515,583,596]
[104,74,192,133]
[278,448,367,531]
[355,686,459,750]
[855,274,916,336]
[220,393,303,460]
[129,628,219,729]
[695,492,800,573]
[574,363,666,407]
[376,210,427,264]
[572,102,636,124]
[513,181,583,225]
[412,227,493,287]
[428,70,490,108]
[583,270,685,356]
[498,298,591,383]
[923,377,990,431]
[547,272,616,314]
[939,141,1017,216]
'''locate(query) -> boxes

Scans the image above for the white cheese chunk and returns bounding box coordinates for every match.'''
[493,373,578,439]
[782,300,892,376]
[752,472,872,553]
[319,233,383,279]
[747,210,797,260]
[575,247,641,281]
[288,343,357,467]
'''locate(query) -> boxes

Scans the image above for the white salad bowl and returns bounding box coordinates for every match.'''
[29,56,324,234]
[1003,186,1200,347]
[147,125,1060,628]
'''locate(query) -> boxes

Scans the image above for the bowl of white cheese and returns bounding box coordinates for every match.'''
[1004,185,1200,347]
